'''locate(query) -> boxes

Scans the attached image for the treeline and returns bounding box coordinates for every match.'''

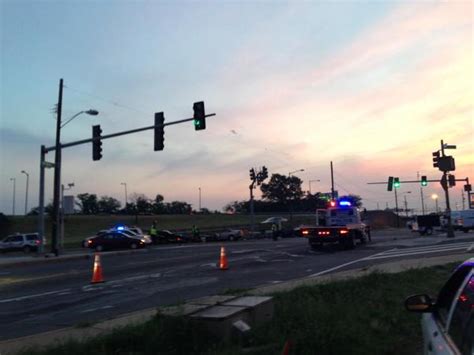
[28,193,211,216]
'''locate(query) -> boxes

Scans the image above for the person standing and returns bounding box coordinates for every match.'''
[150,220,158,244]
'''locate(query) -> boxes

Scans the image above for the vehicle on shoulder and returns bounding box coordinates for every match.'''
[84,231,147,251]
[0,233,45,253]
[452,210,474,233]
[153,230,188,244]
[214,228,243,241]
[405,258,474,354]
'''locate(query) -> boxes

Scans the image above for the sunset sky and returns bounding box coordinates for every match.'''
[1,0,473,215]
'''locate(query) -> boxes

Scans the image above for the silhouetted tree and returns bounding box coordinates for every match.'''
[260,174,303,204]
[76,193,99,214]
[98,196,121,214]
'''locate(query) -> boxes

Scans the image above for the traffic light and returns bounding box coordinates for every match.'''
[432,151,440,168]
[193,101,206,131]
[464,184,472,192]
[154,112,165,151]
[249,168,256,181]
[261,166,268,180]
[387,176,394,191]
[448,174,456,187]
[421,176,428,186]
[92,125,102,161]
[393,177,400,189]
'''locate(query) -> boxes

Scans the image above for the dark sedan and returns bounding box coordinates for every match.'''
[85,232,147,251]
[152,230,188,244]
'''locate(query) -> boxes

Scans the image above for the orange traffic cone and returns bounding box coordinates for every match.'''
[91,253,105,284]
[219,246,228,270]
[281,340,292,355]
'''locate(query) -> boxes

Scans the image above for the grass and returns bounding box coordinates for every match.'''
[17,262,458,355]
[3,214,316,249]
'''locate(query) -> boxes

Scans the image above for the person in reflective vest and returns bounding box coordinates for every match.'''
[150,221,158,244]
[192,225,200,241]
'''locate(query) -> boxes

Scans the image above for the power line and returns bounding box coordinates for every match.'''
[64,85,149,116]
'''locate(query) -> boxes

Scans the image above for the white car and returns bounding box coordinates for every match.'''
[0,233,45,253]
[405,258,474,354]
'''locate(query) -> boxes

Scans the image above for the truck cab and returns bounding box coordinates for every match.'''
[300,200,370,250]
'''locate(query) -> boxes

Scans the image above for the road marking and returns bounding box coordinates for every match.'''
[81,305,114,313]
[382,242,473,254]
[309,250,394,277]
[365,244,471,260]
[0,272,11,276]
[0,289,71,304]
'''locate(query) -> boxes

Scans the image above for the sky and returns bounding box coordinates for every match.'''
[1,0,473,215]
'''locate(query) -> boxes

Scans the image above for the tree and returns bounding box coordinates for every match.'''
[76,193,99,214]
[152,194,166,214]
[165,201,192,214]
[98,196,121,214]
[260,174,303,204]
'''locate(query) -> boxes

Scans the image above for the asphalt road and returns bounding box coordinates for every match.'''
[0,230,472,340]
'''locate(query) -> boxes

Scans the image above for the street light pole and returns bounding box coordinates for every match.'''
[403,191,412,217]
[308,179,320,195]
[198,187,201,212]
[288,169,304,222]
[10,178,16,216]
[21,170,29,215]
[432,194,439,213]
[60,182,74,249]
[121,182,128,207]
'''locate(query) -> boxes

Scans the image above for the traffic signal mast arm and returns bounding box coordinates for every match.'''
[43,113,217,153]
[367,178,470,185]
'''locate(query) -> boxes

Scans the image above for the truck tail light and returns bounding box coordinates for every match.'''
[301,230,309,236]
[340,230,349,235]
[318,231,330,236]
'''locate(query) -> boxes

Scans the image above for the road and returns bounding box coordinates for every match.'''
[0,230,472,340]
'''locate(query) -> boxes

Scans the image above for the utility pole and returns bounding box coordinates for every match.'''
[330,161,335,200]
[51,79,63,256]
[21,170,29,215]
[462,190,466,210]
[121,182,128,207]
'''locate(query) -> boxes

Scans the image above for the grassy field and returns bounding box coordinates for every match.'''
[17,262,457,355]
[2,214,317,249]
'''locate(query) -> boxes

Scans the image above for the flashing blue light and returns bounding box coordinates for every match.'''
[339,201,352,207]
[116,226,125,231]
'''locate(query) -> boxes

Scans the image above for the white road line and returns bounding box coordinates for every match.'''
[365,246,468,260]
[379,242,473,254]
[309,250,392,277]
[0,289,71,304]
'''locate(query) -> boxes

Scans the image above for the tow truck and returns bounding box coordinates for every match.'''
[298,199,371,250]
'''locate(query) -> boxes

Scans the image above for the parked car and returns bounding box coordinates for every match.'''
[0,233,45,253]
[214,228,243,241]
[405,258,474,354]
[84,231,147,251]
[153,230,188,244]
[81,230,109,248]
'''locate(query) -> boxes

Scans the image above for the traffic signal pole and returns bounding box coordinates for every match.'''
[440,140,455,238]
[394,188,400,227]
[39,105,216,255]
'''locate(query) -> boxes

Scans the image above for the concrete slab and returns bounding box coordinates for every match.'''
[159,303,208,317]
[191,305,250,340]
[188,294,236,306]
[223,296,274,324]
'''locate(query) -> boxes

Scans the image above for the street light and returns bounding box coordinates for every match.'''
[9,177,16,216]
[60,182,75,249]
[432,194,439,213]
[121,182,128,207]
[21,170,29,215]
[403,191,412,217]
[289,169,304,177]
[308,179,320,195]
[288,169,304,222]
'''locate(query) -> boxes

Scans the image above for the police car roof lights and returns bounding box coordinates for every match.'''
[339,200,352,207]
